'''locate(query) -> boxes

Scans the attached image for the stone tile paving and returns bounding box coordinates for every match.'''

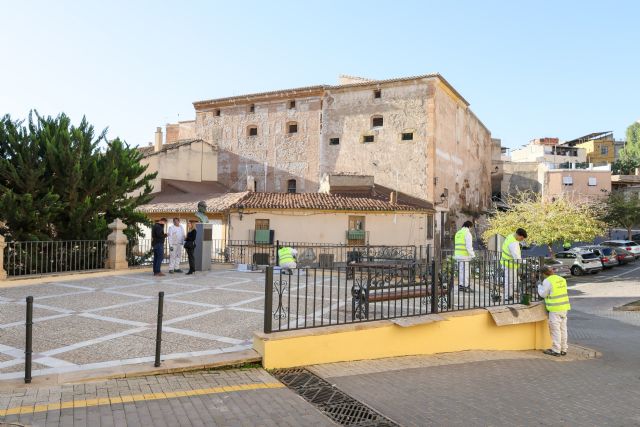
[0,269,276,380]
[0,368,334,426]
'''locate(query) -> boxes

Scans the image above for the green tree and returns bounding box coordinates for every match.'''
[0,112,156,241]
[613,121,640,174]
[603,191,640,240]
[482,192,606,256]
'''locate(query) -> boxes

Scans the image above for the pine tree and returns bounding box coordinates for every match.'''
[0,112,156,241]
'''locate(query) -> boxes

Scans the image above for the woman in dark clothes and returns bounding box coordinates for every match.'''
[184,220,197,275]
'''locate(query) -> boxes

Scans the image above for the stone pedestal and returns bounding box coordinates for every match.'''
[194,223,213,271]
[107,219,128,270]
[0,234,7,280]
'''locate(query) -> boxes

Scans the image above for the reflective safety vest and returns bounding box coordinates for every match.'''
[500,234,521,267]
[545,274,571,312]
[278,247,295,265]
[454,228,471,257]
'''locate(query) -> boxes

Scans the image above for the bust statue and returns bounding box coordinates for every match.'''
[195,201,210,223]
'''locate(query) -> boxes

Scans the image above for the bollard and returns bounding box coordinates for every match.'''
[25,296,33,384]
[154,292,164,367]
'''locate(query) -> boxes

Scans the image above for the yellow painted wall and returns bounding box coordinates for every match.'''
[254,309,551,369]
[576,140,615,165]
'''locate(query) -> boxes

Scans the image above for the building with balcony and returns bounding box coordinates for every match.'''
[562,131,616,166]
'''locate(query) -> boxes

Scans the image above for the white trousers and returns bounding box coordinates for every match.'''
[455,256,472,287]
[169,244,183,270]
[548,311,568,353]
[503,267,517,300]
[280,261,297,269]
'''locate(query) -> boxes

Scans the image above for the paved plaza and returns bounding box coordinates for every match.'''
[0,269,271,380]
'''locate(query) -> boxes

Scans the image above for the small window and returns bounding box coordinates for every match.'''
[215,109,221,117]
[255,219,270,230]
[288,122,298,134]
[562,176,573,185]
[287,179,297,193]
[372,116,383,128]
[288,100,295,109]
[363,135,374,143]
[248,125,258,136]
[600,145,608,155]
[249,104,255,113]
[401,132,414,141]
[329,137,340,145]
[588,177,597,186]
[373,89,381,99]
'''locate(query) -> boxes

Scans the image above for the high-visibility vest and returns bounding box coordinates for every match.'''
[454,228,471,257]
[500,234,521,267]
[278,247,295,265]
[545,275,571,312]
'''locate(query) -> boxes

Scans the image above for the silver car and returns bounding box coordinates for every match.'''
[601,240,640,259]
[572,246,618,269]
[554,251,602,276]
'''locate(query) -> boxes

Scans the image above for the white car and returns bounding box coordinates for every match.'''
[601,240,640,259]
[554,251,602,276]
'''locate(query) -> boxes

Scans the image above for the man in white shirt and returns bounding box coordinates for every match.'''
[537,266,571,356]
[454,221,476,293]
[500,228,528,302]
[167,218,185,273]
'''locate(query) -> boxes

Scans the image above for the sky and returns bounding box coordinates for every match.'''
[1,0,639,149]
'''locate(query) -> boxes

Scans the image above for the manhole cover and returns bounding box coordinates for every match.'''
[273,369,399,426]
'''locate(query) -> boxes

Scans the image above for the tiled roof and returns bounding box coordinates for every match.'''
[137,139,216,158]
[230,191,433,212]
[193,73,470,108]
[137,180,247,213]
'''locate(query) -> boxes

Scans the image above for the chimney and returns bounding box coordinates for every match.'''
[154,127,163,152]
[246,175,256,192]
[389,191,398,204]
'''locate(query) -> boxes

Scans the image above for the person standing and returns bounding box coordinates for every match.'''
[500,228,528,302]
[168,218,185,273]
[152,218,167,277]
[454,221,475,292]
[538,266,571,356]
[184,220,197,275]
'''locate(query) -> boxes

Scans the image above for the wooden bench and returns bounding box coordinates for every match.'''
[349,263,448,320]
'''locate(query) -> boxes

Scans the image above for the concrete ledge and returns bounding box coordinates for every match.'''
[486,302,548,326]
[254,308,552,369]
[0,349,261,390]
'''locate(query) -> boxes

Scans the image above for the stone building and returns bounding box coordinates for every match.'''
[160,74,495,241]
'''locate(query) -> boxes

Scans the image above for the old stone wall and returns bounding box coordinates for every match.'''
[319,80,433,200]
[165,121,196,144]
[433,81,492,221]
[195,97,322,192]
[501,162,541,196]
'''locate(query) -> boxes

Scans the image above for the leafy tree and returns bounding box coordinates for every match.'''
[0,112,156,241]
[482,192,606,256]
[603,191,640,240]
[613,121,640,174]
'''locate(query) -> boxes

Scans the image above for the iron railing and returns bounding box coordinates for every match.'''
[127,239,189,267]
[3,240,108,277]
[263,254,544,333]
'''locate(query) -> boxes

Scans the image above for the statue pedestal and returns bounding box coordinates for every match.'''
[194,223,213,271]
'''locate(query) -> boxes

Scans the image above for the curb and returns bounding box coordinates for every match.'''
[0,349,261,390]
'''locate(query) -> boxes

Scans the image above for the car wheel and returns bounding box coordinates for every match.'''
[571,266,582,276]
[591,270,599,274]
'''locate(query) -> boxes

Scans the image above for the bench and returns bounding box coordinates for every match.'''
[349,264,449,320]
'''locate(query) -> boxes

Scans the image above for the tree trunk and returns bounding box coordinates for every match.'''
[628,226,633,241]
[547,244,555,258]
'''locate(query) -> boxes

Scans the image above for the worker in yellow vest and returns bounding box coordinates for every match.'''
[538,266,571,356]
[500,228,527,302]
[454,221,476,292]
[278,246,298,271]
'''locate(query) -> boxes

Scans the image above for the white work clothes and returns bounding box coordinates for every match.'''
[538,278,568,353]
[455,229,475,288]
[503,240,522,301]
[168,224,185,271]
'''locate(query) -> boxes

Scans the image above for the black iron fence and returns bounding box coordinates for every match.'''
[263,254,544,333]
[3,240,108,277]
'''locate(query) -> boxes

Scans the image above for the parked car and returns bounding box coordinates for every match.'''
[601,240,640,259]
[631,233,640,244]
[572,246,618,269]
[554,251,602,276]
[542,257,572,278]
[613,247,636,265]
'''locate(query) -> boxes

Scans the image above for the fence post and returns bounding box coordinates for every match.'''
[107,219,128,270]
[413,246,417,262]
[275,240,280,266]
[154,292,164,367]
[25,296,33,383]
[0,234,6,280]
[264,267,273,333]
[430,260,438,314]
